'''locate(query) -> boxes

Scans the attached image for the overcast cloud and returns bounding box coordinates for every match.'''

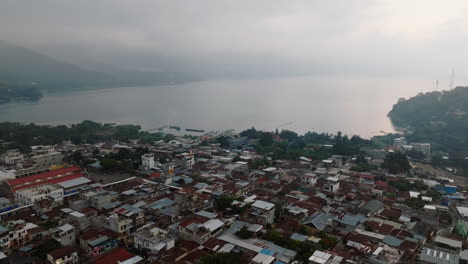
[2,0,468,80]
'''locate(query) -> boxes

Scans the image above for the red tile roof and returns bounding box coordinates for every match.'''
[7,166,81,187]
[91,248,133,264]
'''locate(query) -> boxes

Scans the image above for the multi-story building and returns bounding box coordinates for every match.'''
[412,142,431,158]
[0,149,24,165]
[250,200,276,225]
[301,173,317,186]
[78,227,119,256]
[15,184,64,206]
[52,224,76,246]
[141,153,156,170]
[133,225,175,254]
[324,177,340,193]
[0,220,38,249]
[178,215,224,244]
[175,152,195,170]
[393,137,407,149]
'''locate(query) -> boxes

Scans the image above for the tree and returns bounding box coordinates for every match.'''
[101,158,119,170]
[259,132,273,146]
[382,152,411,174]
[235,226,254,239]
[407,149,426,160]
[216,136,230,148]
[280,130,298,141]
[240,127,261,139]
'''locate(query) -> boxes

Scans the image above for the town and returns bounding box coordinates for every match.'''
[0,125,466,264]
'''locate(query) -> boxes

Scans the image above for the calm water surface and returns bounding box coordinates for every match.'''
[0,76,435,138]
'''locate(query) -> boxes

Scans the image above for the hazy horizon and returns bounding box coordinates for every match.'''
[2,0,468,85]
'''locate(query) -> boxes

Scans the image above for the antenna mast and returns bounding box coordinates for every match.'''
[435,80,438,91]
[450,68,455,90]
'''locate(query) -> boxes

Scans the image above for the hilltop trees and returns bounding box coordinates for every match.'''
[382,152,411,174]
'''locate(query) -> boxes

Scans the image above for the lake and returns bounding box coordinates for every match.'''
[0,76,435,138]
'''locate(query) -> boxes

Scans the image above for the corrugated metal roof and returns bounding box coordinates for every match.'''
[57,177,91,189]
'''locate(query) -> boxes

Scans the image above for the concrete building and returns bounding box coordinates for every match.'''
[324,177,340,193]
[15,184,64,206]
[133,226,175,254]
[412,143,431,158]
[0,149,24,165]
[141,153,155,170]
[175,152,195,170]
[251,200,276,225]
[178,216,224,244]
[301,173,317,186]
[0,220,38,249]
[52,224,76,246]
[393,137,407,149]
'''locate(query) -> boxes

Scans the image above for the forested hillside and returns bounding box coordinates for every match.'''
[388,87,468,170]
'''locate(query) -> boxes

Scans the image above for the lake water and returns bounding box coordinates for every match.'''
[0,76,435,138]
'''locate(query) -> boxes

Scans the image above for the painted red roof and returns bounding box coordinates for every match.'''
[358,174,374,179]
[12,173,84,192]
[7,166,81,187]
[91,248,133,264]
[375,181,388,187]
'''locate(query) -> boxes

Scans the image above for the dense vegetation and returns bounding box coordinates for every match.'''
[0,121,174,154]
[239,127,375,161]
[381,152,411,174]
[388,87,468,173]
[389,87,468,153]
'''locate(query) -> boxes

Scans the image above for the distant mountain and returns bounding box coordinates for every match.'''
[0,42,198,92]
[0,42,111,90]
[388,87,468,154]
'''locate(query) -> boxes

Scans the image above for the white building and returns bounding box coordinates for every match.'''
[0,149,24,165]
[301,173,317,186]
[15,184,64,206]
[324,177,340,193]
[393,137,407,149]
[141,153,155,169]
[134,226,175,253]
[30,145,63,169]
[412,143,431,158]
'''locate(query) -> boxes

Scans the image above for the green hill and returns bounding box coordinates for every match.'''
[0,42,199,102]
[388,86,468,154]
[0,42,111,90]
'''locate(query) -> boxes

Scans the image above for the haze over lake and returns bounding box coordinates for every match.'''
[0,76,440,138]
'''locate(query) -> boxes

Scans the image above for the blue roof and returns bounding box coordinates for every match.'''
[336,214,367,227]
[150,198,175,210]
[383,235,403,247]
[303,212,329,230]
[260,248,274,256]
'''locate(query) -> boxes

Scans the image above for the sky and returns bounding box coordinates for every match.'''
[2,0,468,82]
